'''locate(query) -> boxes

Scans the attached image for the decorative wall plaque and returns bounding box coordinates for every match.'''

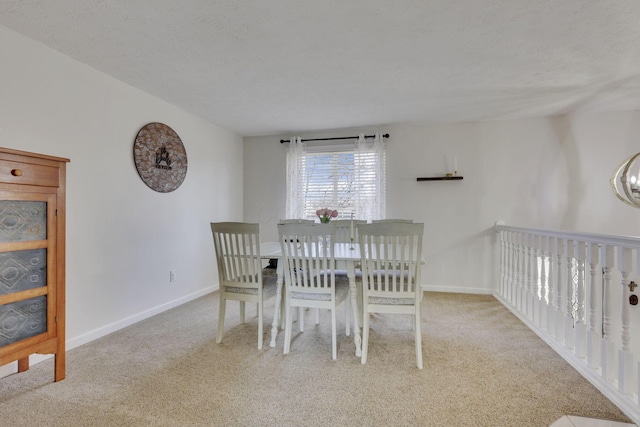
[133,123,188,193]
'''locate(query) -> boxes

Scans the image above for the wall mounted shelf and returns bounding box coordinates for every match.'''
[417,176,463,181]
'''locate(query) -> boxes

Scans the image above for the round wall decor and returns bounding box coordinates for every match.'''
[133,122,188,193]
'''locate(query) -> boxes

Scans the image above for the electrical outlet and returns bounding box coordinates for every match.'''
[169,270,176,283]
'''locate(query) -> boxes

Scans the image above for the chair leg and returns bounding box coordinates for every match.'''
[345,298,350,336]
[361,310,369,364]
[284,302,293,355]
[240,301,246,323]
[331,305,337,360]
[315,308,320,325]
[216,296,226,344]
[280,288,286,328]
[415,307,423,369]
[357,281,363,323]
[299,307,305,332]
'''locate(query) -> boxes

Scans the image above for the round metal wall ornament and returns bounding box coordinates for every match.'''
[133,122,188,193]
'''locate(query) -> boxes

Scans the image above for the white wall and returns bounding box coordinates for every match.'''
[0,25,241,375]
[244,113,640,293]
[3,18,638,375]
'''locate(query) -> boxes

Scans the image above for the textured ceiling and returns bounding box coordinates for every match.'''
[2,0,640,136]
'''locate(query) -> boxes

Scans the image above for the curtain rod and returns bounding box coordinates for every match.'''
[280,133,389,144]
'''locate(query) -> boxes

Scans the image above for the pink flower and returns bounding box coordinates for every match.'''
[316,208,338,223]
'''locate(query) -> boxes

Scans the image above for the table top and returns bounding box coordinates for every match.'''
[260,242,362,261]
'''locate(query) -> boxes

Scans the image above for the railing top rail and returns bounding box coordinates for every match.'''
[494,221,640,248]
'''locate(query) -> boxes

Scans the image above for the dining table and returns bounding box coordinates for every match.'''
[260,241,363,356]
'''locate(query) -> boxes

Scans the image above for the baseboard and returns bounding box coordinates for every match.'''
[67,285,217,350]
[1,285,217,379]
[421,284,496,295]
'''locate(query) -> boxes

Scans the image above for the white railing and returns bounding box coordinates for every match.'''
[494,222,640,425]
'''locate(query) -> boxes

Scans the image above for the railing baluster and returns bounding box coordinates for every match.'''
[520,233,529,317]
[602,245,616,382]
[523,232,529,315]
[509,230,515,305]
[554,237,565,342]
[529,233,536,320]
[521,232,528,317]
[505,230,513,305]
[575,240,587,358]
[619,246,634,396]
[499,229,506,297]
[538,235,548,329]
[587,242,600,369]
[545,234,555,334]
[519,233,527,313]
[565,239,575,350]
[530,233,539,324]
[515,232,523,311]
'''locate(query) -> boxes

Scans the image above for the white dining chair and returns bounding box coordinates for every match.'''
[278,222,350,359]
[358,222,425,369]
[271,221,314,275]
[264,219,315,278]
[211,222,277,350]
[275,219,317,323]
[331,219,367,321]
[331,219,367,244]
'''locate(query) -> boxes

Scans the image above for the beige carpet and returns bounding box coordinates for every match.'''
[0,292,632,427]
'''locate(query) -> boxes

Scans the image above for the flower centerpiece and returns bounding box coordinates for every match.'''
[316,208,338,223]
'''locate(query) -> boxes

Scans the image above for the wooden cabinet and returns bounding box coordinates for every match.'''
[0,147,69,382]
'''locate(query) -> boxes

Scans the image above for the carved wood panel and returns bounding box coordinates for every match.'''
[133,123,188,193]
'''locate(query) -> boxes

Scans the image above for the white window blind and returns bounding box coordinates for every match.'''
[286,133,386,221]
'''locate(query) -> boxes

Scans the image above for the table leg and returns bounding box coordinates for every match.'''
[270,273,284,348]
[347,264,362,356]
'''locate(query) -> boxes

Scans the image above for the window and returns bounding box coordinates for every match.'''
[285,133,386,221]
